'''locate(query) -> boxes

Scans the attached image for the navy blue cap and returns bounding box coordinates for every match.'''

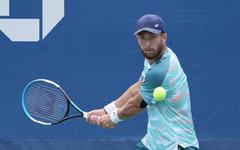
[134,14,165,35]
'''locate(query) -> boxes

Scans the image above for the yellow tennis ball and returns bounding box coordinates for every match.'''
[153,87,166,101]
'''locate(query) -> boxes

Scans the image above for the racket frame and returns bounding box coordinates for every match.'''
[22,79,87,125]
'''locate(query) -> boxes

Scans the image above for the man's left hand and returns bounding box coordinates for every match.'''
[98,114,116,129]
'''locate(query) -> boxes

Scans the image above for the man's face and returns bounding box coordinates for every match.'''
[136,31,164,60]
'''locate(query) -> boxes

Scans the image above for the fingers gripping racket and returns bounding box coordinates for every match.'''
[22,79,88,125]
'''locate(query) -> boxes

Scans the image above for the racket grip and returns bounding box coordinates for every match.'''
[83,112,88,119]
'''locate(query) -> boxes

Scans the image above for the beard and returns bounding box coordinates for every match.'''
[139,43,163,60]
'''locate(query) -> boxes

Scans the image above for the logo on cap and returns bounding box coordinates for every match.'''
[154,24,159,28]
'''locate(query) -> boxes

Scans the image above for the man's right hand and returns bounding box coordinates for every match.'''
[86,108,107,125]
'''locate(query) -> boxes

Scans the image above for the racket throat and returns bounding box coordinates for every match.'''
[52,115,83,125]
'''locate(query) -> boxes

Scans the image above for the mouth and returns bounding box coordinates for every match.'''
[145,48,155,51]
[144,49,155,53]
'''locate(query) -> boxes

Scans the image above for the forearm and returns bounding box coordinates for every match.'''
[117,94,143,120]
[104,81,141,117]
[114,81,141,108]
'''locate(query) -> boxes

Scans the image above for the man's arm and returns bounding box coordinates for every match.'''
[98,81,148,128]
[114,80,142,108]
[117,90,144,120]
[87,80,142,124]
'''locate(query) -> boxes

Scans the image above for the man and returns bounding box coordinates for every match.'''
[87,14,199,150]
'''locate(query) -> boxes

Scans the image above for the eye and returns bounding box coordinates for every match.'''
[137,35,144,40]
[149,35,157,39]
[139,35,144,39]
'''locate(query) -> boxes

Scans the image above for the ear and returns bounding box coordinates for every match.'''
[162,33,167,43]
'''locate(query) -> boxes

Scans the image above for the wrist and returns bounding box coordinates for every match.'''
[104,101,117,114]
[110,109,123,124]
[102,108,107,114]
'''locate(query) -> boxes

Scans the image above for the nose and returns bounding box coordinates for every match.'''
[142,40,151,48]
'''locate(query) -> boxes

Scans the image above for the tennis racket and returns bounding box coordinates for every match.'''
[22,79,88,125]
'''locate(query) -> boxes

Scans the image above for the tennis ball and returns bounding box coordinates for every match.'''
[153,87,166,101]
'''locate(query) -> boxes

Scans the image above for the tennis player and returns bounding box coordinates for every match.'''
[87,14,199,150]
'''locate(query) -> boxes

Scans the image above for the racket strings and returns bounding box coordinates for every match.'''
[29,84,65,96]
[25,103,66,120]
[25,90,67,122]
[27,88,64,100]
[26,109,62,122]
[23,81,68,124]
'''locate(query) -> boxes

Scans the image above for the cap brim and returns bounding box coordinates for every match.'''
[134,27,162,35]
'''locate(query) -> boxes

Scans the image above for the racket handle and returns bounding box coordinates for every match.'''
[82,111,88,119]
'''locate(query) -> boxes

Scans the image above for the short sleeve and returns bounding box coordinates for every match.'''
[140,56,170,105]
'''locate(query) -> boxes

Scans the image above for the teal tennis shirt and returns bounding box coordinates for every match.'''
[140,47,199,150]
